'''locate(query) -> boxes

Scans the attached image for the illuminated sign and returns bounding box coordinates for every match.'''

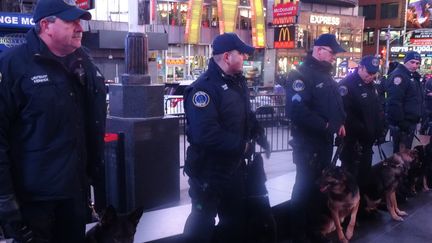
[0,12,34,29]
[166,58,185,65]
[409,29,432,46]
[75,0,94,10]
[217,0,239,33]
[273,16,296,25]
[310,15,340,25]
[273,2,298,18]
[300,0,357,7]
[251,0,266,47]
[273,2,298,25]
[0,32,26,51]
[274,26,295,49]
[185,0,203,44]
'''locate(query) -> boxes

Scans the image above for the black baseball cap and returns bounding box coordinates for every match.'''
[33,0,92,23]
[212,32,255,55]
[314,33,346,54]
[360,55,380,74]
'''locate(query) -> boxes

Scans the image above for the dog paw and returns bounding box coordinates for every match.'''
[397,210,408,216]
[422,187,430,192]
[391,215,404,221]
[338,237,349,243]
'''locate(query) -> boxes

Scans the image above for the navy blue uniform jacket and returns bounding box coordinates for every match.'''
[385,64,422,127]
[0,29,106,201]
[339,70,384,144]
[183,58,262,175]
[285,54,346,144]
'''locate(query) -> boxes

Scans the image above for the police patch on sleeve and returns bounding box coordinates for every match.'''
[393,77,402,85]
[339,85,348,96]
[192,91,210,108]
[292,80,305,92]
[292,93,302,102]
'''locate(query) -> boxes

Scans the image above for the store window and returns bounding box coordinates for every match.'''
[381,2,399,19]
[238,6,252,30]
[202,4,218,27]
[363,29,375,45]
[157,2,188,26]
[359,4,376,20]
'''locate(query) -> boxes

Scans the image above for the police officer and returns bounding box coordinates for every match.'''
[386,51,422,152]
[338,55,385,204]
[182,32,270,242]
[0,0,106,242]
[285,33,346,242]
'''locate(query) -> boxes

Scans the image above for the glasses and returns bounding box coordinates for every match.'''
[320,47,335,55]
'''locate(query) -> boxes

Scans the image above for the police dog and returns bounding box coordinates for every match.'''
[318,166,360,243]
[411,145,431,193]
[85,206,144,243]
[363,148,416,221]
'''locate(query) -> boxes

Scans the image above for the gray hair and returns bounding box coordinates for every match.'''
[34,16,57,34]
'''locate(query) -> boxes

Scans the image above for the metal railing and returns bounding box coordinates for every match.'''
[164,94,292,165]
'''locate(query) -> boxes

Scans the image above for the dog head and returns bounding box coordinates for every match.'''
[319,166,357,196]
[85,206,144,243]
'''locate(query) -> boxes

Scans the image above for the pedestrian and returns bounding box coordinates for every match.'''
[182,32,270,242]
[338,55,385,210]
[285,33,346,242]
[0,0,106,242]
[386,51,422,152]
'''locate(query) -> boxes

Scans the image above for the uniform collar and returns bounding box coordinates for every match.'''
[303,54,333,74]
[207,57,244,84]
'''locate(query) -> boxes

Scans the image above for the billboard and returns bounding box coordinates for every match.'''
[407,0,432,29]
[75,0,95,10]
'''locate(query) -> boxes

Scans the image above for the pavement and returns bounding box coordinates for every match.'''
[86,143,432,242]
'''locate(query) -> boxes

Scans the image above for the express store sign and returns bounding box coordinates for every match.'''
[273,2,298,25]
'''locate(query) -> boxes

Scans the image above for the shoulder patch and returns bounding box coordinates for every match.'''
[192,91,210,108]
[393,77,402,85]
[339,85,348,96]
[292,79,305,92]
[292,93,302,102]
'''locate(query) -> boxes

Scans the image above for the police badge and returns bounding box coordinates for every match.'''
[393,77,402,85]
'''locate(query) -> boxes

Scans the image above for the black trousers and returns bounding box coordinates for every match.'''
[340,140,373,195]
[290,141,333,242]
[20,198,87,243]
[390,124,416,153]
[183,166,247,243]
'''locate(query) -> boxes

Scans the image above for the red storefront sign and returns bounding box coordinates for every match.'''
[75,0,94,10]
[273,3,298,18]
[273,2,298,25]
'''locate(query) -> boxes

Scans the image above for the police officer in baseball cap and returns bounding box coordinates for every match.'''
[0,0,106,242]
[338,55,385,212]
[386,51,422,153]
[285,33,346,242]
[183,32,270,242]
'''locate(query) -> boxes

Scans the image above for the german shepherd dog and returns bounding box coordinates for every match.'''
[318,166,360,243]
[85,206,144,243]
[363,148,417,221]
[411,145,432,193]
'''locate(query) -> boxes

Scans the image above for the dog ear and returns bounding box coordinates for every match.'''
[101,205,118,226]
[128,207,144,226]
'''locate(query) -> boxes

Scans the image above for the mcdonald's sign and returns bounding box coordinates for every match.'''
[274,26,295,49]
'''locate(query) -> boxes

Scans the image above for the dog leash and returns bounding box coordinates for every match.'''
[378,143,387,160]
[331,137,344,167]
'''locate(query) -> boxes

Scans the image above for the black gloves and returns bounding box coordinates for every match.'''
[0,194,33,243]
[256,136,271,159]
